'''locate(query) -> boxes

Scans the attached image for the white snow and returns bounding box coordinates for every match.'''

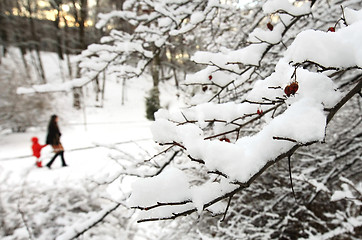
[192,43,267,69]
[285,20,362,68]
[263,0,311,16]
[248,23,284,44]
[128,167,191,207]
[344,8,362,25]
[191,179,237,214]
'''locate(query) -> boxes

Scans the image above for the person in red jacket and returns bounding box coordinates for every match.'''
[31,137,47,167]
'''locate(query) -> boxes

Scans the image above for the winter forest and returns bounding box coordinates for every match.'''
[0,0,361,239]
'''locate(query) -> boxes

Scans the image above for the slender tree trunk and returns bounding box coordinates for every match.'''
[26,0,46,83]
[151,52,160,87]
[173,68,179,89]
[145,50,161,120]
[71,0,88,79]
[121,78,126,105]
[62,15,73,78]
[73,87,82,109]
[35,48,46,83]
[101,70,106,107]
[95,75,100,102]
[70,0,88,108]
[0,1,8,59]
[10,1,30,78]
[79,0,88,51]
[54,0,64,60]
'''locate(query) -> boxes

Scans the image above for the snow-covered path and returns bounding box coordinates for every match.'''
[0,120,153,186]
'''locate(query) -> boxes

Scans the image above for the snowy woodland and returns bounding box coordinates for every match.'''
[1,0,362,239]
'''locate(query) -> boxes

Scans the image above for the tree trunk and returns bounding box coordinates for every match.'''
[79,0,88,51]
[62,15,73,78]
[73,87,82,109]
[26,0,46,83]
[145,51,161,120]
[173,68,179,89]
[121,78,126,105]
[95,75,100,102]
[0,1,8,59]
[54,0,64,60]
[71,0,88,78]
[19,46,30,79]
[151,52,161,87]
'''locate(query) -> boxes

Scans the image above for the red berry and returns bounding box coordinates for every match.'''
[289,82,299,95]
[284,85,291,97]
[202,85,208,92]
[257,109,263,115]
[208,75,212,80]
[267,22,274,31]
[220,137,230,143]
[328,27,335,32]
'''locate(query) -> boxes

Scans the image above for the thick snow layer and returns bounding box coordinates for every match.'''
[285,20,362,68]
[185,66,237,86]
[192,43,268,70]
[191,179,237,214]
[190,11,206,25]
[249,23,284,44]
[263,0,311,16]
[247,60,341,108]
[128,167,191,207]
[344,8,362,24]
[96,10,137,29]
[194,99,325,182]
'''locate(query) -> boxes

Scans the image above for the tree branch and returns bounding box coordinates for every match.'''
[327,77,362,124]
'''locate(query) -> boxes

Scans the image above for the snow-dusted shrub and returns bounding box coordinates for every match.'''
[0,174,134,240]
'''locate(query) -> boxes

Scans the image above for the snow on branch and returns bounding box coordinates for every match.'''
[331,177,362,205]
[127,6,362,222]
[263,0,312,17]
[56,203,123,240]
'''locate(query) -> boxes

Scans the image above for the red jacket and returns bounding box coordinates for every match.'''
[31,137,47,158]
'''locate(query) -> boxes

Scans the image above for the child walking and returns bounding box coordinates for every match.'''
[31,137,47,167]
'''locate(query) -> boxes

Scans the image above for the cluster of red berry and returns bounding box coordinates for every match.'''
[284,81,299,97]
[219,137,230,143]
[328,27,335,32]
[202,75,213,92]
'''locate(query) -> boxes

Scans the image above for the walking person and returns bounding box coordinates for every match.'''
[45,115,68,169]
[31,137,47,167]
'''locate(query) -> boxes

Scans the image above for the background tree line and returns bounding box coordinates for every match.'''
[0,0,130,131]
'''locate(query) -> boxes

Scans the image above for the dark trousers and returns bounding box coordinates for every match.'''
[46,151,67,167]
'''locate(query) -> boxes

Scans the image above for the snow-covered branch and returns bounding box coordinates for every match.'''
[126,4,362,224]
